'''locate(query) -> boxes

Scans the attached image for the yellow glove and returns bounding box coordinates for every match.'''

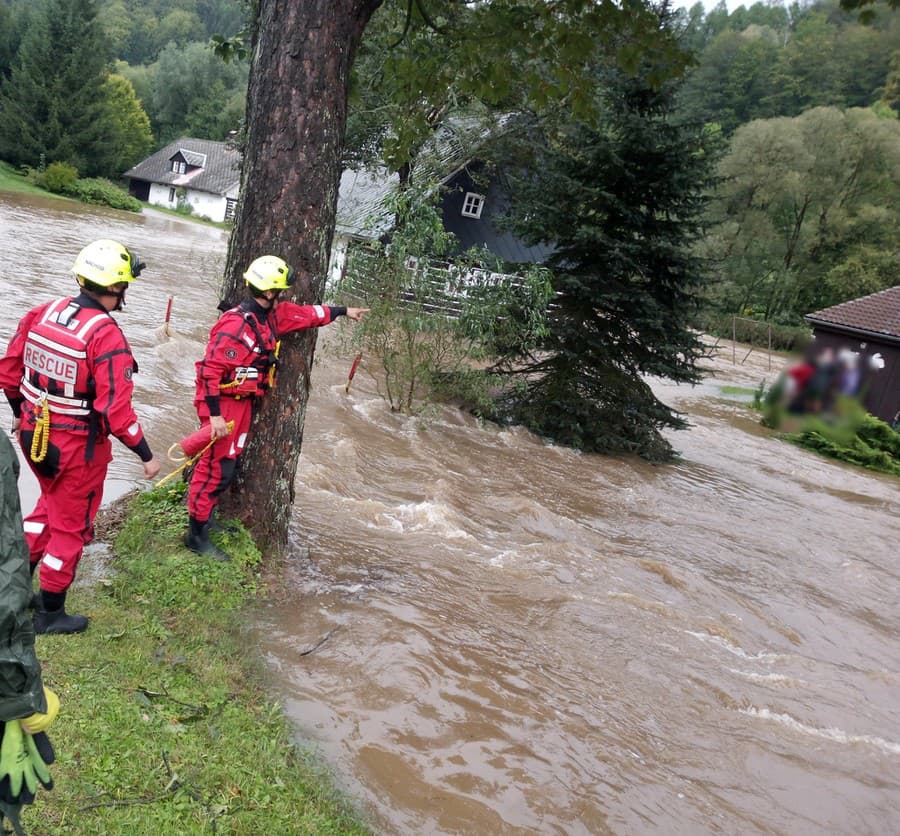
[0,721,36,804]
[19,688,59,735]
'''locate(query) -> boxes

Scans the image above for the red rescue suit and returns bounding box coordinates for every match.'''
[0,293,153,593]
[188,297,344,522]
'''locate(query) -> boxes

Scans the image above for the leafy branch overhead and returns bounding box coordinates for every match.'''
[347,0,692,173]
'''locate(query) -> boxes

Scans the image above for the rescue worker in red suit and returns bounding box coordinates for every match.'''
[0,240,161,634]
[187,255,367,558]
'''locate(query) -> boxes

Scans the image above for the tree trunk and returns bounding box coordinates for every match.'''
[218,0,382,554]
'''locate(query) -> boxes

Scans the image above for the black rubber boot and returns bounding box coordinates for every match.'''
[34,590,89,635]
[185,516,230,561]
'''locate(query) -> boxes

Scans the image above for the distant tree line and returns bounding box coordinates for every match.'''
[0,0,249,179]
[675,0,898,134]
[672,0,899,329]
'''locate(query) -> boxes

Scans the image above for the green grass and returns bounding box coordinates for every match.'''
[0,161,68,197]
[22,483,370,835]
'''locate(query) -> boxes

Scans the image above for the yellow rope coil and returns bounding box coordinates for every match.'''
[29,399,50,463]
[156,420,235,489]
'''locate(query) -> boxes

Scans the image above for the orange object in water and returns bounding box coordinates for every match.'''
[179,422,232,458]
[345,352,363,393]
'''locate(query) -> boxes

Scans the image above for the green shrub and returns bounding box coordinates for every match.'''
[752,382,899,475]
[39,161,79,193]
[67,177,142,212]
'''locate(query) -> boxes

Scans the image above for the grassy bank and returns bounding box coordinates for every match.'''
[23,484,369,835]
[0,161,62,197]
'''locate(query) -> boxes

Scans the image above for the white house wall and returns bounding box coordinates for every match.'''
[147,182,228,223]
[327,235,350,292]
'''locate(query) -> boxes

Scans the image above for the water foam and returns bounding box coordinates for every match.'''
[740,707,900,755]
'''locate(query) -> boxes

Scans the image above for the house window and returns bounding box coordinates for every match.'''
[461,192,485,219]
[171,161,186,174]
[168,187,176,203]
[224,198,238,221]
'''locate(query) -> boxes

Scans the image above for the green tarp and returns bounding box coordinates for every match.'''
[0,433,44,720]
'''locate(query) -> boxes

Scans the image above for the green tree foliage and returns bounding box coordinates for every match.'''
[882,49,900,111]
[93,73,154,175]
[676,1,898,133]
[346,0,688,177]
[486,59,718,462]
[115,59,153,107]
[0,1,29,81]
[703,106,900,323]
[101,0,133,58]
[672,2,714,54]
[155,8,206,50]
[147,40,248,142]
[840,0,900,23]
[677,27,782,134]
[97,0,249,65]
[0,0,111,176]
[764,10,892,115]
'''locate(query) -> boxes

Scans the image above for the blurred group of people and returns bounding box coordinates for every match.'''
[779,345,885,417]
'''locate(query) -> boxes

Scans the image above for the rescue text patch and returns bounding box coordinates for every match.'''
[24,342,78,383]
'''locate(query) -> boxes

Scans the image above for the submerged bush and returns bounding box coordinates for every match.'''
[67,177,142,211]
[762,395,899,476]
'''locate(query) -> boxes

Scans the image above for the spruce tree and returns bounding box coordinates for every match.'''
[492,57,718,462]
[0,0,111,175]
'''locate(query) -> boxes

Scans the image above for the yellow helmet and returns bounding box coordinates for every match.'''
[243,255,294,291]
[72,239,144,287]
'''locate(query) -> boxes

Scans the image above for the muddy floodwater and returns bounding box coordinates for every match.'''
[2,192,898,835]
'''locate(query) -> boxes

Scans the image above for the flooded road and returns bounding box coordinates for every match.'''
[2,192,898,835]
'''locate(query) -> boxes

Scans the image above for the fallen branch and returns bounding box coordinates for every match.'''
[298,627,339,657]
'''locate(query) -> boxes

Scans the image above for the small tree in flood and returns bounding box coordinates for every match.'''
[491,48,717,461]
[336,188,553,415]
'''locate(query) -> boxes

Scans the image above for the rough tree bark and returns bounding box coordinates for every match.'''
[217,0,383,554]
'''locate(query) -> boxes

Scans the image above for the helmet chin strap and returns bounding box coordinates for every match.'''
[248,285,281,307]
[107,286,127,311]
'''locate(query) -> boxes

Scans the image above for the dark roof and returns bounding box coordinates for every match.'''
[179,149,207,168]
[806,285,900,341]
[123,138,241,196]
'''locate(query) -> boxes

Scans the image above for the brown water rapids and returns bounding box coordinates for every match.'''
[2,193,898,835]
